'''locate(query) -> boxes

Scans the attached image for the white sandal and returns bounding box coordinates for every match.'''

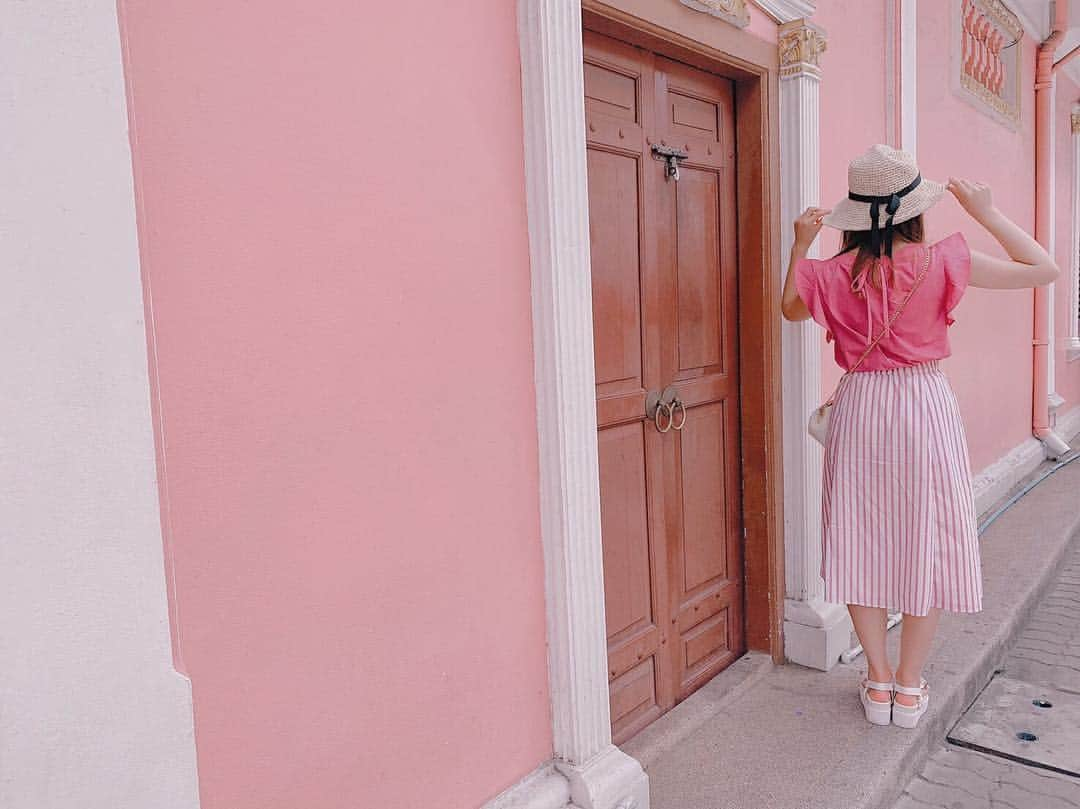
[892,679,929,728]
[859,676,894,726]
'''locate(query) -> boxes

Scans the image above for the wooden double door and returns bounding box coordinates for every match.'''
[584,31,745,744]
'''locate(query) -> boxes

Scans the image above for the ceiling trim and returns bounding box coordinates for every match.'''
[1065,59,1080,85]
[752,0,816,24]
[1008,0,1051,41]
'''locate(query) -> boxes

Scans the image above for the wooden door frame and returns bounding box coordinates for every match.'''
[515,2,782,807]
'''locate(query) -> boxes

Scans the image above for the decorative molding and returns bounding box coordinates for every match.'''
[954,0,1024,128]
[1071,109,1080,135]
[679,0,751,28]
[778,19,826,78]
[751,0,816,23]
[516,1,649,807]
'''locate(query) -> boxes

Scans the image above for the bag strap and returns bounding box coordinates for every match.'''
[822,245,933,407]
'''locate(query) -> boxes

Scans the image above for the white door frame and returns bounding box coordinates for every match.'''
[516,3,648,808]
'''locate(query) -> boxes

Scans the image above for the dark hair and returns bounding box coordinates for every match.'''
[835,214,925,289]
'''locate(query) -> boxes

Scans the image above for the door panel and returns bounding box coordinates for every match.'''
[679,402,729,593]
[587,148,643,393]
[598,423,653,643]
[656,55,744,701]
[674,167,723,373]
[585,31,744,743]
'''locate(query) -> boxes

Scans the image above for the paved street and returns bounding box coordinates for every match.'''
[894,540,1080,809]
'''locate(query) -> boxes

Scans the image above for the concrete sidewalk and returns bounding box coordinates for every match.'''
[622,440,1080,809]
[894,539,1080,808]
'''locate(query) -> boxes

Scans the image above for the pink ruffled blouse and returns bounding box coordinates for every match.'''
[794,232,971,372]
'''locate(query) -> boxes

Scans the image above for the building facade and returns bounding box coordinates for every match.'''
[3,1,1080,808]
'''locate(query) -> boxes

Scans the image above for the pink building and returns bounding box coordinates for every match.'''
[4,1,1080,808]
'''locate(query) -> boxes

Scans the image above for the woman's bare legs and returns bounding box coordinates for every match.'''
[848,605,892,702]
[895,608,941,706]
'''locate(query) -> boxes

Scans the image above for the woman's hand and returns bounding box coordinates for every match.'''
[951,176,1060,289]
[947,177,995,223]
[794,206,829,249]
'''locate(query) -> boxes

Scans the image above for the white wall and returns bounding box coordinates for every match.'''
[0,3,199,807]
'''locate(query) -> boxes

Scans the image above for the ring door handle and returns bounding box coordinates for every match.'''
[661,386,687,431]
[646,390,673,433]
[670,398,687,431]
[655,401,673,433]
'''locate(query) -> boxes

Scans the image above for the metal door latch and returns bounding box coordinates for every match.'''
[651,144,688,181]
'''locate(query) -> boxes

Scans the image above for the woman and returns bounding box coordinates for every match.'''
[781,144,1059,728]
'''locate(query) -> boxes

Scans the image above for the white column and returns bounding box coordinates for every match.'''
[1069,108,1080,359]
[900,0,918,156]
[885,0,918,155]
[1049,97,1063,411]
[517,2,649,808]
[777,18,852,672]
[0,3,199,807]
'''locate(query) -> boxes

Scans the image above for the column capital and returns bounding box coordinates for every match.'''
[778,18,827,79]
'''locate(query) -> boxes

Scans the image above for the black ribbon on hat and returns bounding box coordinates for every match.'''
[847,173,923,258]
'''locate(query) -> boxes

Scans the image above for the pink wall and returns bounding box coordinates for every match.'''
[915,17,1039,471]
[812,0,890,398]
[1054,70,1080,413]
[116,3,552,808]
[746,2,779,44]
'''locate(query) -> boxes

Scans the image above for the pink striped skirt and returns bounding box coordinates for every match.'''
[822,361,982,616]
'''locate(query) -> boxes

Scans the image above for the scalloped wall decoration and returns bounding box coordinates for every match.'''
[954,0,1024,128]
[679,0,751,28]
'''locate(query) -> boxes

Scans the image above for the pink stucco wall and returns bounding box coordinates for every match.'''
[915,16,1039,471]
[812,0,889,402]
[746,2,779,43]
[116,3,552,808]
[1054,70,1080,413]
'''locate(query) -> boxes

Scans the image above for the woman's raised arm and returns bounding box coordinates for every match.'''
[781,206,830,321]
[948,178,1059,289]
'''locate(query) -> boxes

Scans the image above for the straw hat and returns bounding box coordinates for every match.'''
[822,144,946,235]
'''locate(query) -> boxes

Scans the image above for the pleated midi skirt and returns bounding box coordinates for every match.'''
[822,361,983,616]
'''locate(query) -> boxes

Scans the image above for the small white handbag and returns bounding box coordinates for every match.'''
[808,246,932,447]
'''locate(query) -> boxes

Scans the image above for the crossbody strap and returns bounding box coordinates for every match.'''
[822,245,933,407]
